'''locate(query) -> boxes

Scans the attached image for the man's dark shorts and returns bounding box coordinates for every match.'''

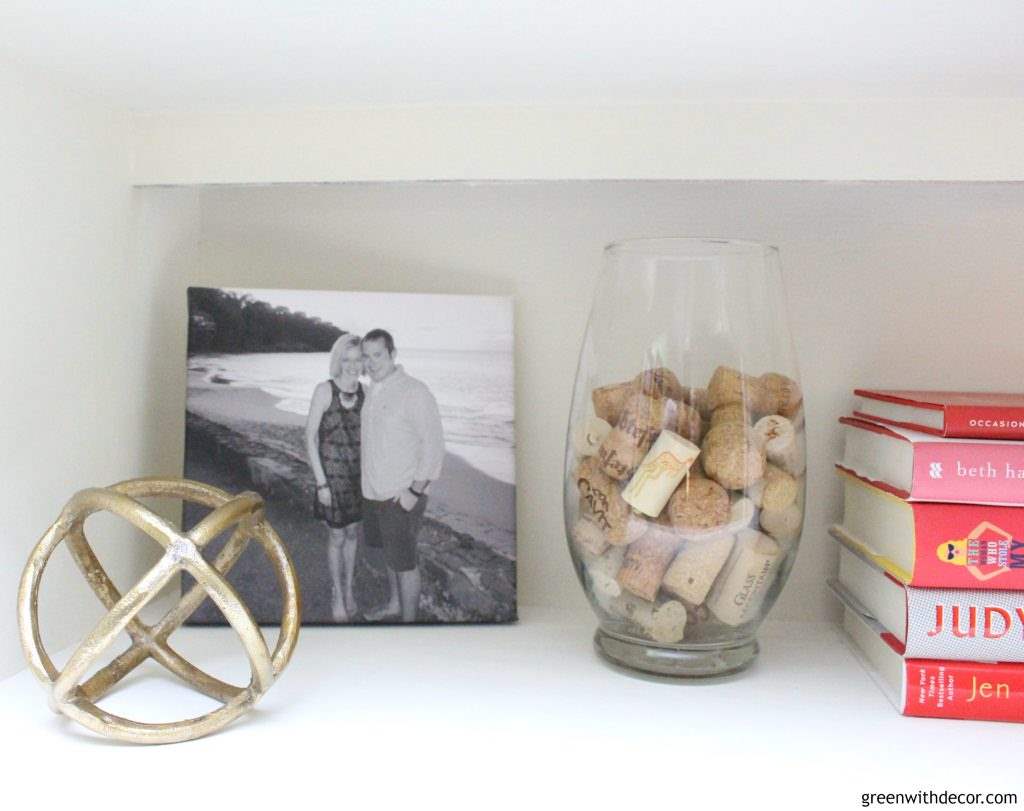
[362,495,427,572]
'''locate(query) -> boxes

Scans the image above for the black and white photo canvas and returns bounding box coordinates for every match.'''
[183,287,516,625]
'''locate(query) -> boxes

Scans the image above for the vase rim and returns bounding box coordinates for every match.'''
[604,237,778,256]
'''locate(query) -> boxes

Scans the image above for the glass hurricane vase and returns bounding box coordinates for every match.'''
[564,238,804,678]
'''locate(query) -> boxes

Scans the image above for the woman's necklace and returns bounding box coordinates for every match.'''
[336,379,358,406]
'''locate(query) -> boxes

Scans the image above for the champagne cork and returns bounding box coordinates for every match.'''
[753,414,804,476]
[791,404,805,432]
[649,600,689,644]
[707,529,782,626]
[760,372,802,418]
[666,475,730,533]
[622,430,700,518]
[634,366,685,401]
[707,366,773,414]
[747,477,765,508]
[701,420,746,450]
[662,533,736,605]
[759,502,803,548]
[701,425,766,491]
[616,533,681,602]
[787,431,806,477]
[761,463,798,512]
[572,416,613,458]
[571,518,609,557]
[591,380,633,424]
[576,457,631,545]
[710,402,750,428]
[607,593,688,644]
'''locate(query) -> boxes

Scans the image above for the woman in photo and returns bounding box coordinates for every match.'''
[305,333,366,621]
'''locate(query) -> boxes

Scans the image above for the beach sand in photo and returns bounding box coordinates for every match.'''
[183,381,516,624]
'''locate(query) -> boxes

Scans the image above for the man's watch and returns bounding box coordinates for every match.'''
[408,487,425,498]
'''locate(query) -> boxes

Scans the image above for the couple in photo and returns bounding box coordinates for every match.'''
[305,329,445,623]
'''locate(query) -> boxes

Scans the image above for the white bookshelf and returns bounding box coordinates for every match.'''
[2,604,1019,806]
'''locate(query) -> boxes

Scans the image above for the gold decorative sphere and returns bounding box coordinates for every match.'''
[18,478,301,744]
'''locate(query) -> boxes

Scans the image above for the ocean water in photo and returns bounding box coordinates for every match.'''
[189,349,515,484]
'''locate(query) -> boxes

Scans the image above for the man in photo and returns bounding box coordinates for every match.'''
[360,328,445,622]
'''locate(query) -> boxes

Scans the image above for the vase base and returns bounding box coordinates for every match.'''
[593,628,758,679]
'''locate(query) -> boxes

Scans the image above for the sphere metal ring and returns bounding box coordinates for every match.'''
[17,478,301,744]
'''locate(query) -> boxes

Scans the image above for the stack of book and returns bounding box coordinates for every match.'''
[830,390,1024,722]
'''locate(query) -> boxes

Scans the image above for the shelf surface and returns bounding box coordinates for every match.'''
[2,604,1020,808]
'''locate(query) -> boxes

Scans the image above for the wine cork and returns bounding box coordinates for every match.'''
[761,463,798,512]
[572,416,613,458]
[598,390,677,479]
[616,533,681,602]
[616,392,670,446]
[583,545,626,609]
[622,430,700,518]
[591,380,633,424]
[687,602,710,626]
[759,502,803,548]
[571,518,609,557]
[597,427,648,480]
[707,366,773,414]
[688,387,712,421]
[729,495,758,528]
[673,400,704,443]
[701,426,766,491]
[753,414,804,476]
[760,372,802,419]
[707,529,782,626]
[607,593,688,644]
[624,512,653,543]
[666,475,730,533]
[576,457,632,545]
[662,533,736,605]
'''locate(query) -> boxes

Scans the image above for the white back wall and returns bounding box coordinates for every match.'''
[0,61,140,676]
[131,180,1024,623]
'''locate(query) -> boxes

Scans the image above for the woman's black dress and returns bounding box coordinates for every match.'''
[313,380,364,528]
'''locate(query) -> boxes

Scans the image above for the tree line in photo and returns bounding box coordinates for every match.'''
[188,287,345,353]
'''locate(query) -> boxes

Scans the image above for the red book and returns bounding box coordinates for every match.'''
[854,389,1024,440]
[832,469,1024,590]
[837,592,1024,722]
[833,541,1024,663]
[838,416,1024,506]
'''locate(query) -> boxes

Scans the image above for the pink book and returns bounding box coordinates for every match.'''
[838,416,1024,507]
[854,389,1024,440]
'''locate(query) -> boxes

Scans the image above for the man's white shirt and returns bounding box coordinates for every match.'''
[360,365,445,500]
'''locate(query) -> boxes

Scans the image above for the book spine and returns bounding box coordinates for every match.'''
[902,659,1024,722]
[911,441,1024,505]
[945,405,1024,440]
[904,586,1024,662]
[910,502,1024,590]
